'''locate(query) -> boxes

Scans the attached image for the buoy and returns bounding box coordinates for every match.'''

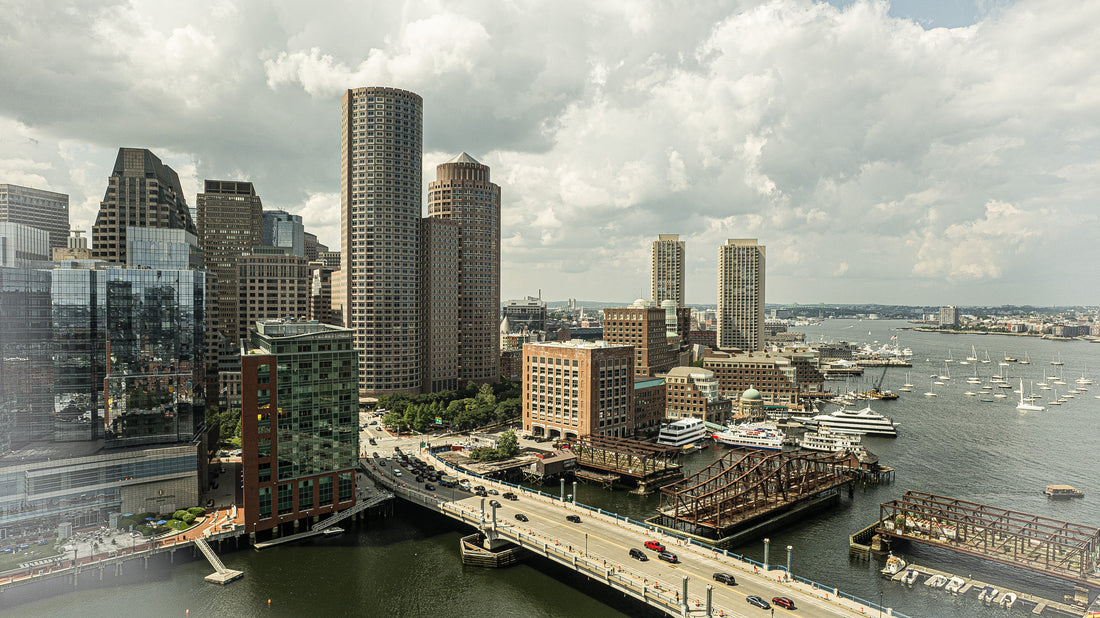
[268,599,272,606]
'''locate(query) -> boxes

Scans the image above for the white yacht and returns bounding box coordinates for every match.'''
[799,426,866,453]
[712,422,785,451]
[657,418,708,447]
[1016,380,1044,412]
[808,406,898,437]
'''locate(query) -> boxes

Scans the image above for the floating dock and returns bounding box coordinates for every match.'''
[892,563,1089,618]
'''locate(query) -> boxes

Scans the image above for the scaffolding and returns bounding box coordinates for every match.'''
[877,491,1100,588]
[657,449,851,537]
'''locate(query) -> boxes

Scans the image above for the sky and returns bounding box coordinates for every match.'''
[1,0,1098,307]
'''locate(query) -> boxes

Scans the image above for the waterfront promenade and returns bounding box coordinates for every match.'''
[365,449,899,618]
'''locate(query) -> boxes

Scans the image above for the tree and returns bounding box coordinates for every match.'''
[497,430,519,458]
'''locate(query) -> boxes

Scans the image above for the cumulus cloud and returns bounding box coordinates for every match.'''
[0,0,1097,305]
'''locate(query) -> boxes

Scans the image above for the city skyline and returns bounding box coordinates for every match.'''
[2,1,1099,305]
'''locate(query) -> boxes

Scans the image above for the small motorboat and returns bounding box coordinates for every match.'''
[945,576,966,594]
[321,527,344,537]
[881,552,907,577]
[1001,591,1017,609]
[924,574,948,588]
[901,569,919,586]
[978,586,998,604]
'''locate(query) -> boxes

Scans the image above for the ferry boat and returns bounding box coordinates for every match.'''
[799,426,866,453]
[1043,484,1084,499]
[807,406,898,437]
[712,423,785,451]
[657,418,708,447]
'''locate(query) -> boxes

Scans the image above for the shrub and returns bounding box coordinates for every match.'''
[187,507,206,517]
[181,512,196,524]
[172,510,189,521]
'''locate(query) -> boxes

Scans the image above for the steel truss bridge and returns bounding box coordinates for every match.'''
[568,435,682,481]
[657,449,853,537]
[877,491,1100,589]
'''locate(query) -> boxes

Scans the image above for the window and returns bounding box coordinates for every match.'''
[278,484,294,516]
[258,487,272,519]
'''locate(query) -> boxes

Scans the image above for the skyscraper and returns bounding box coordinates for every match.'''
[262,210,305,257]
[196,180,264,341]
[420,217,460,393]
[426,153,501,386]
[0,184,69,253]
[651,233,685,307]
[717,238,765,351]
[341,87,423,396]
[91,148,194,265]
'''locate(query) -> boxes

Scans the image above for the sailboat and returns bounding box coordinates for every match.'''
[966,366,981,385]
[1076,366,1093,386]
[1004,352,1017,362]
[938,362,951,381]
[899,372,914,393]
[1019,352,1030,365]
[1051,352,1064,366]
[981,351,991,364]
[1016,380,1044,411]
[1049,387,1063,405]
[924,379,937,397]
[966,345,978,362]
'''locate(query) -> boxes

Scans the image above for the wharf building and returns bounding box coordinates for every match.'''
[91,148,195,265]
[425,153,501,388]
[0,184,69,253]
[262,210,305,258]
[651,234,685,307]
[633,377,667,436]
[341,86,423,396]
[239,319,359,535]
[716,239,765,352]
[661,367,731,424]
[502,296,547,332]
[521,340,634,440]
[0,226,208,537]
[700,350,801,405]
[602,306,676,377]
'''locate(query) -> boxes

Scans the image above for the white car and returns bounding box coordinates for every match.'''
[394,470,402,477]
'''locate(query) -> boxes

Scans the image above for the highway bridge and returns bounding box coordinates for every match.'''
[363,450,903,618]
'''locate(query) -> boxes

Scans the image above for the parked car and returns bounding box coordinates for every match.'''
[514,513,528,522]
[657,551,678,564]
[644,540,665,552]
[771,597,795,610]
[629,548,648,561]
[746,596,771,610]
[712,572,736,585]
[565,514,581,523]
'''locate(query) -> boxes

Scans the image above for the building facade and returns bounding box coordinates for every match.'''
[262,210,305,257]
[651,234,685,307]
[341,86,423,396]
[939,305,958,328]
[662,366,731,423]
[502,297,547,332]
[239,319,359,534]
[0,221,50,267]
[521,340,634,439]
[419,217,460,393]
[701,350,798,405]
[91,148,194,265]
[0,184,69,253]
[426,153,501,386]
[196,180,264,341]
[632,378,667,435]
[717,238,765,351]
[602,306,676,377]
[237,247,309,343]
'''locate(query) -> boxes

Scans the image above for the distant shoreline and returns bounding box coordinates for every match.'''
[902,326,1081,341]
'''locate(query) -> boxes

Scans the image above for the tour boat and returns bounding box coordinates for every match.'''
[1044,484,1084,499]
[808,406,898,437]
[712,422,785,451]
[657,418,708,447]
[798,425,866,453]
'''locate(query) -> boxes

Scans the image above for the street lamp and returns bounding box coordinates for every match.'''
[763,537,770,570]
[786,545,793,579]
[585,533,588,557]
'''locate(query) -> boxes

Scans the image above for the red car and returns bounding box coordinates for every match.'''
[772,597,796,610]
[644,540,665,552]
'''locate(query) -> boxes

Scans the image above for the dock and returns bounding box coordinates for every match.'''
[891,563,1088,617]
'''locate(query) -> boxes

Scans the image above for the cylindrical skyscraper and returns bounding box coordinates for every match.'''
[341,87,423,396]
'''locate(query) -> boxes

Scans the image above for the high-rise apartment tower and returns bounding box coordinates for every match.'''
[717,238,765,351]
[341,87,423,396]
[425,153,501,387]
[92,148,194,264]
[651,234,685,307]
[197,180,264,341]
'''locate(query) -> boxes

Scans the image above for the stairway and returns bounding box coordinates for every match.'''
[311,491,393,532]
[194,537,228,573]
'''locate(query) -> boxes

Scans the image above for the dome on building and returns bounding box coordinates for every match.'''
[741,386,762,401]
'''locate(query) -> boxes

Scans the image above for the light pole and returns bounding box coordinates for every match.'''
[763,537,770,570]
[585,533,588,557]
[786,545,792,579]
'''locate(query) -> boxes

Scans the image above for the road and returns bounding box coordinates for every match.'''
[365,451,872,618]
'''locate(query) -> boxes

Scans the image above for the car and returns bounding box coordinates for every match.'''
[415,476,424,483]
[746,596,771,610]
[712,572,736,585]
[514,513,528,522]
[487,488,499,495]
[368,438,377,445]
[644,540,665,552]
[394,470,402,477]
[565,514,581,523]
[657,550,678,563]
[502,492,518,500]
[771,597,795,610]
[424,483,435,491]
[378,460,387,467]
[489,499,501,508]
[629,548,649,561]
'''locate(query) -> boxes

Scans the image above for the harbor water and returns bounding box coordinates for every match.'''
[4,320,1098,617]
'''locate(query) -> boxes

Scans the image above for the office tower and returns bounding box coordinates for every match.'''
[341,86,423,396]
[196,180,264,340]
[716,239,765,351]
[91,148,194,265]
[0,266,52,449]
[0,221,49,266]
[0,184,70,253]
[304,232,326,261]
[262,210,304,257]
[651,234,685,307]
[502,297,547,332]
[420,218,460,392]
[236,247,309,343]
[426,153,501,385]
[318,251,341,269]
[521,340,634,439]
[239,319,359,534]
[602,306,675,377]
[309,264,341,326]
